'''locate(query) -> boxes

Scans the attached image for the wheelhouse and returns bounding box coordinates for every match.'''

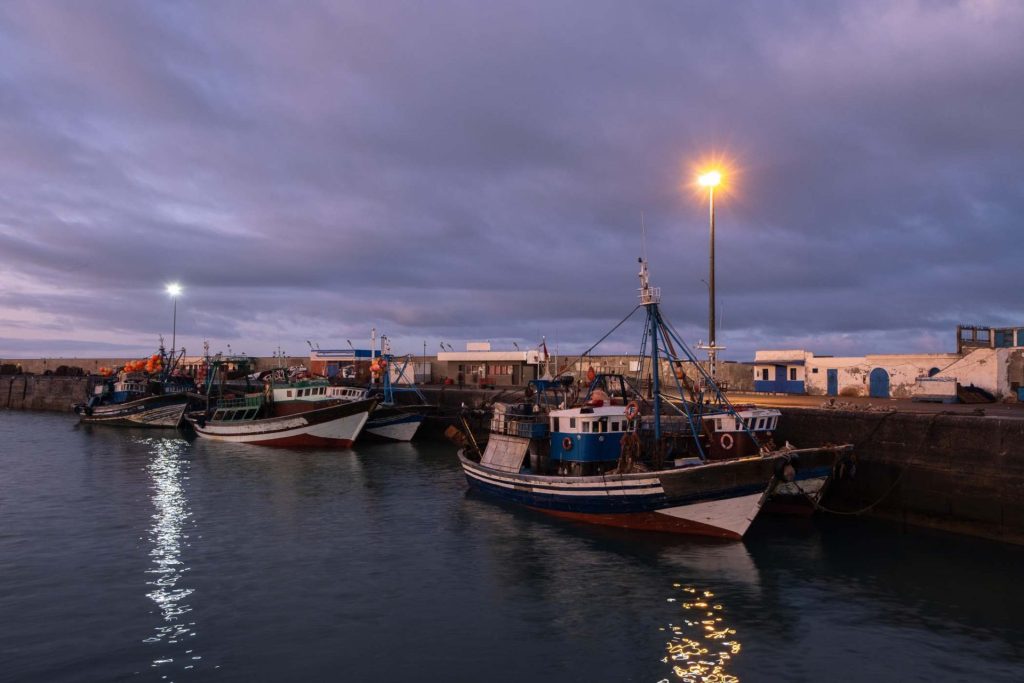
[210,395,264,421]
[549,405,631,465]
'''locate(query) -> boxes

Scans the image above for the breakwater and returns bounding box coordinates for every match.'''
[776,409,1024,544]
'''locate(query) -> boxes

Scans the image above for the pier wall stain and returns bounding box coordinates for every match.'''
[777,409,1024,544]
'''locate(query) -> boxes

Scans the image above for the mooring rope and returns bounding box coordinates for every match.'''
[804,411,938,516]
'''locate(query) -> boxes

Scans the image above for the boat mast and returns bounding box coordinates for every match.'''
[638,257,662,440]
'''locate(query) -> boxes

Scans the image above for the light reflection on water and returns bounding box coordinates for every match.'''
[660,584,740,683]
[140,437,201,673]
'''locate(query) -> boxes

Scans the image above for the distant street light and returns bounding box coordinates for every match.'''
[698,170,722,380]
[165,282,182,364]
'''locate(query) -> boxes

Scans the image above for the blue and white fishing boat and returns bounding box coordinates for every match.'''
[327,345,434,442]
[74,342,196,428]
[455,259,852,539]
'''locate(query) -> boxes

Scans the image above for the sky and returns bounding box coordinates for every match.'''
[1,0,1022,361]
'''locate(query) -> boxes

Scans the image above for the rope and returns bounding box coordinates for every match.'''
[804,411,937,516]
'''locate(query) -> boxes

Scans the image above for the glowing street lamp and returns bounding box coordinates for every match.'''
[698,170,722,380]
[166,282,182,365]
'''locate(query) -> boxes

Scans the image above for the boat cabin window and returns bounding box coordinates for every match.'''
[757,418,765,429]
[582,421,590,433]
[287,390,293,397]
[551,418,560,432]
[569,418,576,429]
[611,421,619,431]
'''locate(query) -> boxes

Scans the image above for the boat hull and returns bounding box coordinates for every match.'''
[189,398,376,447]
[75,394,191,428]
[764,471,831,515]
[458,445,849,539]
[363,406,429,442]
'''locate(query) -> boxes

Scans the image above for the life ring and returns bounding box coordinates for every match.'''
[625,401,640,421]
[720,433,735,450]
[562,436,574,451]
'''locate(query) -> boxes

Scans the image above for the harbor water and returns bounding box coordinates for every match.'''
[2,411,1023,682]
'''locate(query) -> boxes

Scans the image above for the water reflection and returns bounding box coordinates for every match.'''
[140,438,200,673]
[660,585,740,683]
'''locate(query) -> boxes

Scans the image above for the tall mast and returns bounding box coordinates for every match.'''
[638,258,661,440]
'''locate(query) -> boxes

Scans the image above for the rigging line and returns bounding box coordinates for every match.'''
[555,305,642,377]
[658,310,761,445]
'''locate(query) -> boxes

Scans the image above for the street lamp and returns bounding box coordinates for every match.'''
[166,283,182,366]
[698,170,722,380]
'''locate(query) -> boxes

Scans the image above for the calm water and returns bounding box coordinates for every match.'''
[2,411,1023,682]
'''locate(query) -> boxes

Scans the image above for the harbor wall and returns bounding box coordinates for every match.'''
[776,409,1024,544]
[1,375,91,411]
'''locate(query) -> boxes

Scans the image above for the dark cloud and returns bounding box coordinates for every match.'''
[1,0,1021,361]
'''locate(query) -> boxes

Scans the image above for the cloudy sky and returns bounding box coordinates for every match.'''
[1,0,1021,361]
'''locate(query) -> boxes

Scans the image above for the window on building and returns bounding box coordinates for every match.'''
[811,368,819,374]
[789,368,797,381]
[761,368,769,381]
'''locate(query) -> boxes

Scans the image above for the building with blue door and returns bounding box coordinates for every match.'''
[753,351,808,394]
[754,324,1024,401]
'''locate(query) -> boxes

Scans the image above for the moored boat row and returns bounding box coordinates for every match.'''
[72,257,853,541]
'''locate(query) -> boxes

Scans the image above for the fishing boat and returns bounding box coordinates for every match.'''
[187,360,376,447]
[326,353,434,442]
[453,259,852,539]
[74,344,196,428]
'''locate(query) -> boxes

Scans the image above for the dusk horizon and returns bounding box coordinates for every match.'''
[2,1,1021,362]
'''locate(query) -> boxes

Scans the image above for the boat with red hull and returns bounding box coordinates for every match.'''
[189,396,376,447]
[453,258,853,539]
[188,361,376,447]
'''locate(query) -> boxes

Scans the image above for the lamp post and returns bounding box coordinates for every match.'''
[166,283,182,365]
[698,170,721,381]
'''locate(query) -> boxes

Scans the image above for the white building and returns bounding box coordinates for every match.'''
[437,342,546,387]
[755,325,1024,401]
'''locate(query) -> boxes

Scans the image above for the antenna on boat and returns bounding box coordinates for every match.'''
[640,211,648,264]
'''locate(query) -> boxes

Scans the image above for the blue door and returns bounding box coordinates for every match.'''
[774,366,786,393]
[827,369,838,396]
[869,368,890,398]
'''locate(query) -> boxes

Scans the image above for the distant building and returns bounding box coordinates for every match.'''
[437,342,545,387]
[308,348,373,379]
[754,325,1024,401]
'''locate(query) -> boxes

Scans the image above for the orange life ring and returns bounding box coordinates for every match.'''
[562,436,574,451]
[720,433,735,450]
[625,401,640,421]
